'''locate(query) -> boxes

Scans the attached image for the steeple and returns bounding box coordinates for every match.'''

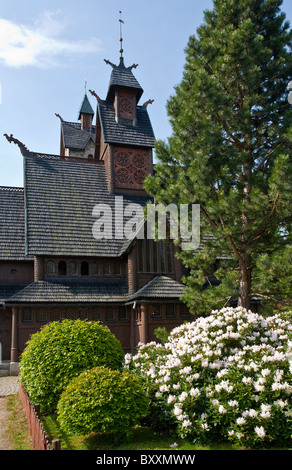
[78,93,94,130]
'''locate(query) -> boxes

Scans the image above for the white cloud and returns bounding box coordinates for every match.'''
[0,12,102,68]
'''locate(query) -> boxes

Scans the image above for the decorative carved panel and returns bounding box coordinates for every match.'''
[114,147,149,190]
[119,92,134,120]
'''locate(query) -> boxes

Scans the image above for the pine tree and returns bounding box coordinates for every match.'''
[145,0,292,314]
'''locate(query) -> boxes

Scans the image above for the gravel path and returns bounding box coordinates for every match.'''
[0,376,20,450]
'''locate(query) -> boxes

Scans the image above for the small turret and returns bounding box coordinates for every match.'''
[78,93,94,130]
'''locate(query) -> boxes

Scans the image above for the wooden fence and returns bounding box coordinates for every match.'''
[19,383,56,450]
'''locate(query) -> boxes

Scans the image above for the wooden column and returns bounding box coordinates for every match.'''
[128,244,137,295]
[130,307,135,354]
[34,256,44,281]
[139,303,148,345]
[11,307,19,362]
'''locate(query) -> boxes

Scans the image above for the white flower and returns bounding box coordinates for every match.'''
[228,400,238,407]
[182,419,192,428]
[169,442,178,448]
[167,394,176,404]
[255,426,266,438]
[179,392,188,402]
[124,353,132,365]
[190,387,201,398]
[260,404,271,414]
[274,399,287,408]
[242,376,252,384]
[254,382,265,392]
[173,405,183,416]
[248,409,258,418]
[180,366,192,375]
[236,417,246,425]
[218,405,227,414]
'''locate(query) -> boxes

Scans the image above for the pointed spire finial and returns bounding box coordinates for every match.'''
[119,10,124,58]
[85,78,87,95]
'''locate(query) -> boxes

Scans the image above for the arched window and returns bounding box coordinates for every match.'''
[69,261,77,275]
[81,261,89,276]
[91,262,98,275]
[58,261,67,275]
[46,261,56,275]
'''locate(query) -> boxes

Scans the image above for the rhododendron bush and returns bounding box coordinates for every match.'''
[125,307,292,447]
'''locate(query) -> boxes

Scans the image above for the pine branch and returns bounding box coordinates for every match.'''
[247,194,280,246]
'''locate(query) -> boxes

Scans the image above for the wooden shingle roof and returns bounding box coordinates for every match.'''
[61,121,96,150]
[0,187,30,260]
[6,278,128,304]
[127,275,185,301]
[78,94,94,119]
[106,57,143,103]
[98,100,155,148]
[0,285,27,304]
[24,155,150,257]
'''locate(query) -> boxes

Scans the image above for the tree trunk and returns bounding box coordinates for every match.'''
[239,157,252,310]
[238,253,252,310]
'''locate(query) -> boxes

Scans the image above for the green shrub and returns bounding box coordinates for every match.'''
[20,319,124,412]
[57,366,149,442]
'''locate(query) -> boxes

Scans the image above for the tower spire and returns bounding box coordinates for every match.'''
[119,10,124,58]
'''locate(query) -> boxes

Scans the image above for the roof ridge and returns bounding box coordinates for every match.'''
[0,186,24,192]
[30,152,104,165]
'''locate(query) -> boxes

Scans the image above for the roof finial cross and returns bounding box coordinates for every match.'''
[119,10,124,58]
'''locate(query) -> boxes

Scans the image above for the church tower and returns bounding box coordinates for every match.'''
[91,54,155,195]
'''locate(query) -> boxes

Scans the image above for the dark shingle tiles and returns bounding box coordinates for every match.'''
[62,121,96,150]
[98,101,155,147]
[128,275,185,301]
[6,278,128,304]
[78,94,95,119]
[0,187,28,260]
[106,59,143,102]
[0,285,26,303]
[24,155,150,257]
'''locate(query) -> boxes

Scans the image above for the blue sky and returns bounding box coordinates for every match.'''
[0,0,291,188]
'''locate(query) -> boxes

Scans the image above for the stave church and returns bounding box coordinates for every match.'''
[0,47,190,371]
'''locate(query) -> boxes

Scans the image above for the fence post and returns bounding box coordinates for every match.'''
[34,403,40,416]
[52,439,61,450]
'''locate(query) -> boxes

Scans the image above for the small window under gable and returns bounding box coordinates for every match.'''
[81,261,89,276]
[46,261,56,275]
[58,261,67,276]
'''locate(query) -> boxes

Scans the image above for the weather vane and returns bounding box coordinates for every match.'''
[119,10,124,58]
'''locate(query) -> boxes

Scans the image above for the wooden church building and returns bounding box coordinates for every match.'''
[0,52,190,368]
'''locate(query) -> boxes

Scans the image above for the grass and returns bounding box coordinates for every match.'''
[41,413,243,451]
[6,394,33,450]
[5,394,291,452]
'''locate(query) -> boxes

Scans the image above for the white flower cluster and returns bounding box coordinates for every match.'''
[126,307,292,446]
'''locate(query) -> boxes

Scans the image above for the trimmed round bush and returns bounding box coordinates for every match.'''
[57,366,149,441]
[125,307,292,448]
[20,319,124,412]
